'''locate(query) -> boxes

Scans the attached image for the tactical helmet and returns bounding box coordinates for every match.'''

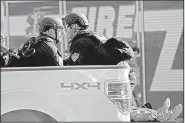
[38,16,64,33]
[62,12,89,30]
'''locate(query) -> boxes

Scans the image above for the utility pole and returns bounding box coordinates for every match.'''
[139,0,146,104]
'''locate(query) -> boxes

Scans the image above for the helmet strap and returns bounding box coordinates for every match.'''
[55,29,59,44]
[41,30,59,44]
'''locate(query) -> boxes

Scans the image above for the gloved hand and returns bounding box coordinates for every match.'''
[1,46,19,59]
[156,98,183,122]
[62,53,70,65]
[131,98,183,122]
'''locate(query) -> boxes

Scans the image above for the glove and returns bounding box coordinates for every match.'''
[62,53,70,65]
[157,98,183,122]
[1,45,19,59]
[105,37,134,61]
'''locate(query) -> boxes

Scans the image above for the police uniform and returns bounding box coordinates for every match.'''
[6,34,63,67]
[67,30,134,65]
[67,30,114,65]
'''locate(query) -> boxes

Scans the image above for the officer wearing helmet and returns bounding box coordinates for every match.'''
[62,12,134,65]
[6,16,65,67]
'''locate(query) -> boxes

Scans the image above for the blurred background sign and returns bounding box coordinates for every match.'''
[66,1,137,49]
[143,1,183,118]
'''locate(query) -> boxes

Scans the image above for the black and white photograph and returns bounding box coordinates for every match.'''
[1,0,184,122]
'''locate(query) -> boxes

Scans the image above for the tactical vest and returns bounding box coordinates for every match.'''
[70,30,110,58]
[7,35,62,67]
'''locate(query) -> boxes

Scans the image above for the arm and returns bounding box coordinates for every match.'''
[118,61,136,90]
[67,42,86,65]
[36,41,63,66]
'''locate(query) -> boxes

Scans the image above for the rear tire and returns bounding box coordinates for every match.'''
[1,109,58,122]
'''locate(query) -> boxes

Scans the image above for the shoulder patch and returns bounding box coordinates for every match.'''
[71,52,80,62]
